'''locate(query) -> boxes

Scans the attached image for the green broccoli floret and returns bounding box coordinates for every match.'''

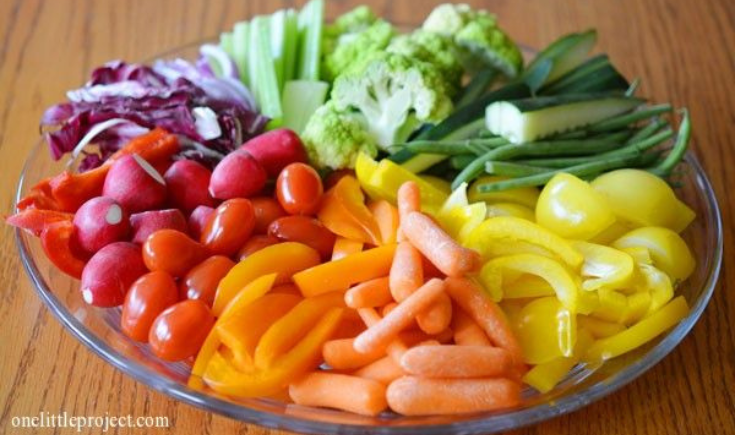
[301,101,379,170]
[321,7,395,82]
[422,3,523,78]
[387,30,463,96]
[331,52,454,150]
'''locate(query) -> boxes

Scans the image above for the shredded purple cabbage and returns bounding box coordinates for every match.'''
[43,57,267,170]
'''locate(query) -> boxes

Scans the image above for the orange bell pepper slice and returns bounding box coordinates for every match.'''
[368,199,399,245]
[212,242,321,316]
[332,237,364,261]
[317,176,381,246]
[189,273,277,388]
[217,292,302,371]
[254,291,345,369]
[293,244,397,297]
[203,308,344,397]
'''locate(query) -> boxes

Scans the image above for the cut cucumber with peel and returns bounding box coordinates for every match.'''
[485,94,644,144]
[524,29,598,87]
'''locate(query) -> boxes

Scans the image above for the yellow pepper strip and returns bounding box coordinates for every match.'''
[523,329,593,393]
[469,175,540,209]
[217,293,301,371]
[514,296,577,364]
[485,202,536,221]
[503,275,556,299]
[212,242,321,316]
[293,244,397,297]
[624,292,652,325]
[203,308,344,398]
[590,288,652,325]
[480,253,579,312]
[584,296,689,363]
[612,226,696,283]
[254,292,345,369]
[421,175,452,195]
[355,153,448,213]
[636,263,674,315]
[619,246,653,265]
[571,241,634,291]
[577,315,626,339]
[188,274,277,388]
[468,216,584,269]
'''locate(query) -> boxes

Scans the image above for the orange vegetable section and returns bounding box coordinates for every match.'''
[191,180,524,416]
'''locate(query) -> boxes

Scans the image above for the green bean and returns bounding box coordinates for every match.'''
[648,109,691,177]
[625,118,667,144]
[475,154,642,192]
[626,78,641,96]
[485,161,555,177]
[449,154,476,170]
[588,104,673,132]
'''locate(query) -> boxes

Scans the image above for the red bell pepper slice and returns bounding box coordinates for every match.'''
[6,209,74,236]
[40,221,87,279]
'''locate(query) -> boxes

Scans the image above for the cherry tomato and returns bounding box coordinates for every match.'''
[121,271,179,342]
[276,163,324,216]
[238,234,281,261]
[149,299,215,362]
[180,255,235,307]
[268,216,336,259]
[250,197,287,234]
[143,229,209,277]
[200,199,255,256]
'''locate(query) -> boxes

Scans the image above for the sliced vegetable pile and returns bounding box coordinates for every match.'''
[7,1,701,419]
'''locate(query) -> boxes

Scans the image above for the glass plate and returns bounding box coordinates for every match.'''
[14,41,723,434]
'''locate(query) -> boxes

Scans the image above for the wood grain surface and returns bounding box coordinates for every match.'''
[1,0,733,434]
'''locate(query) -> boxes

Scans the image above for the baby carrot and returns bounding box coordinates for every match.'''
[354,279,446,354]
[444,277,524,368]
[416,292,453,335]
[452,308,493,346]
[345,277,392,308]
[397,181,421,242]
[400,345,513,378]
[403,212,481,277]
[386,376,521,415]
[382,302,398,317]
[389,242,424,302]
[368,200,399,245]
[323,338,384,370]
[357,308,409,363]
[354,355,405,385]
[289,372,388,416]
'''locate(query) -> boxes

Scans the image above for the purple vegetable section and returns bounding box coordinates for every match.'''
[42,58,268,171]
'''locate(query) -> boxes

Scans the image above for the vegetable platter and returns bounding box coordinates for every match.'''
[8,2,722,434]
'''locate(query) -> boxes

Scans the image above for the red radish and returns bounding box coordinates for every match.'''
[163,160,216,212]
[80,242,147,307]
[70,196,129,254]
[188,205,215,239]
[209,150,267,200]
[103,154,167,212]
[241,128,308,177]
[130,209,188,244]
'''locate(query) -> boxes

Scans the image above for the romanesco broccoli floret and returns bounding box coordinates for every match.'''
[331,52,453,150]
[387,30,463,96]
[321,7,395,82]
[422,3,523,78]
[301,101,379,170]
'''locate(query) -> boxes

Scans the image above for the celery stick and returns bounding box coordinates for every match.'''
[215,32,234,77]
[296,0,324,80]
[282,80,329,133]
[251,15,282,119]
[282,9,299,84]
[232,23,250,87]
[270,9,287,90]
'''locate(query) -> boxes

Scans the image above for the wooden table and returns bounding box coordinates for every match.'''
[1,0,733,434]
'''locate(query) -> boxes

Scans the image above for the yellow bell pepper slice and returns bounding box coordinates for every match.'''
[293,244,397,297]
[486,202,536,221]
[254,291,345,369]
[613,226,696,283]
[468,175,540,209]
[584,296,689,362]
[480,253,579,311]
[589,288,651,325]
[503,275,556,299]
[636,263,674,315]
[217,293,301,370]
[189,273,277,388]
[213,242,321,316]
[514,296,577,364]
[422,175,452,195]
[571,241,635,291]
[203,308,344,397]
[591,169,695,233]
[536,173,617,240]
[468,216,584,269]
[577,315,626,338]
[523,329,593,393]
